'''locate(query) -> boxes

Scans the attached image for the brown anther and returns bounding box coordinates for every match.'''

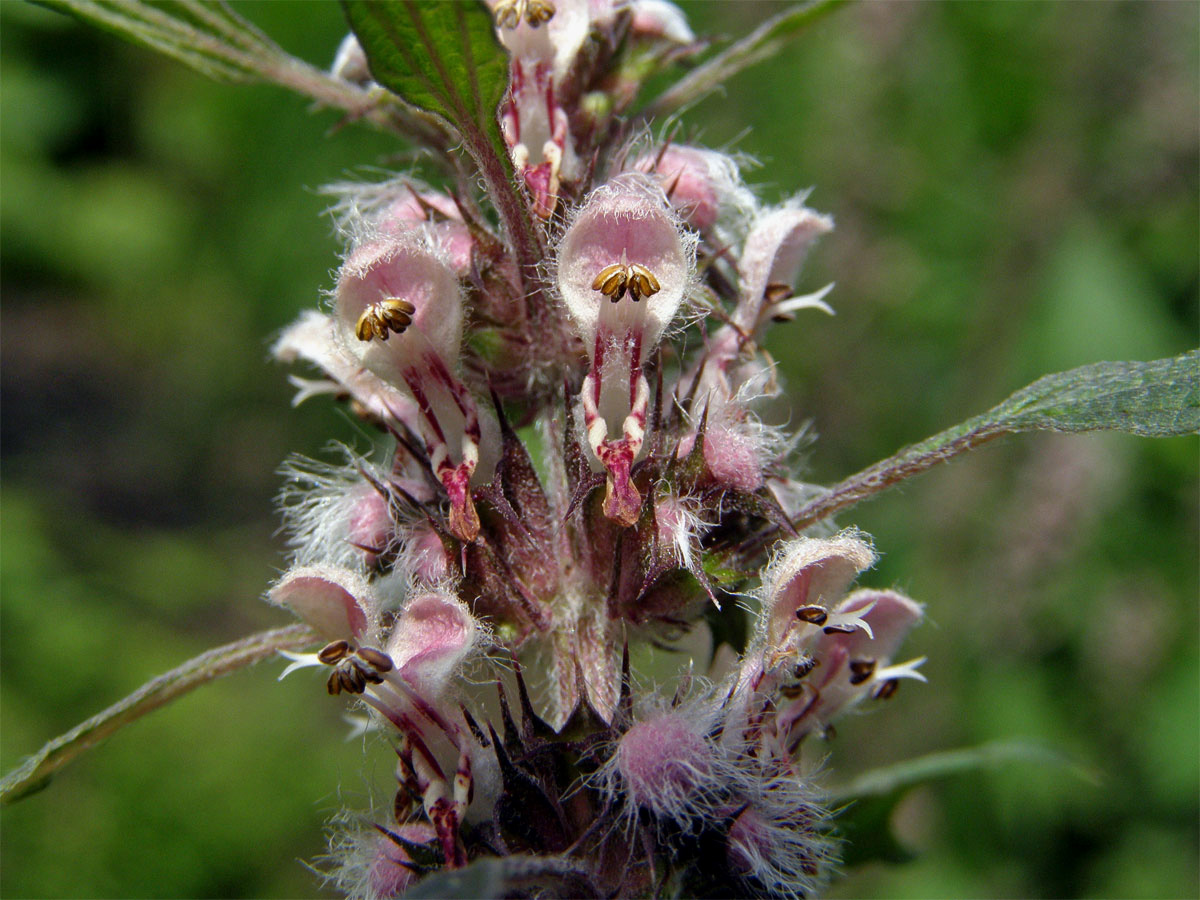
[355,298,415,342]
[524,0,555,26]
[493,0,555,29]
[591,262,661,304]
[823,623,857,635]
[318,639,352,665]
[340,664,368,694]
[780,682,809,700]
[796,605,828,626]
[326,670,344,696]
[848,658,876,685]
[794,656,819,679]
[764,282,793,303]
[356,646,394,673]
[872,678,900,700]
[492,0,521,28]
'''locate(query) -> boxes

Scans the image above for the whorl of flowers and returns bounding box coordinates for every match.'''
[269,4,926,897]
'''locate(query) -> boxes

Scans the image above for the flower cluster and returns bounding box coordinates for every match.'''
[270,3,925,897]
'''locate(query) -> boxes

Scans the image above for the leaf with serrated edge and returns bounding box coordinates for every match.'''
[341,1,546,327]
[341,0,509,168]
[793,350,1199,530]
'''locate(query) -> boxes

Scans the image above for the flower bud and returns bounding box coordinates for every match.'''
[346,485,394,565]
[724,777,835,899]
[400,521,452,586]
[330,33,371,86]
[613,708,716,821]
[634,145,749,231]
[629,0,695,44]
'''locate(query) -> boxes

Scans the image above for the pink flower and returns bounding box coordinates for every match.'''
[268,564,376,643]
[556,175,694,524]
[333,232,497,542]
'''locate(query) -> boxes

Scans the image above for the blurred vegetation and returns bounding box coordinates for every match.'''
[1,1,1196,897]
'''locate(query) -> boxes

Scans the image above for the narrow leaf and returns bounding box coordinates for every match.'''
[829,741,1099,804]
[794,350,1199,530]
[0,624,315,805]
[341,0,510,168]
[640,0,847,120]
[33,0,446,145]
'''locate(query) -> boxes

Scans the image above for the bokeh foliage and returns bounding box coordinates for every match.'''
[2,1,1196,897]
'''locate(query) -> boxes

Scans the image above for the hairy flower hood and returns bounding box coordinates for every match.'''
[556,173,695,355]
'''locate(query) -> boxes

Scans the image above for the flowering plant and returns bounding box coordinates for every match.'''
[3,2,1196,897]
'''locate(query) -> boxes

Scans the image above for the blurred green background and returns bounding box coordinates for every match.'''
[1,1,1195,897]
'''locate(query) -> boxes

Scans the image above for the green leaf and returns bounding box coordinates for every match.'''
[0,624,315,805]
[829,741,1099,804]
[341,1,548,325]
[794,350,1199,529]
[832,742,1098,867]
[640,0,848,120]
[32,0,440,142]
[341,0,510,169]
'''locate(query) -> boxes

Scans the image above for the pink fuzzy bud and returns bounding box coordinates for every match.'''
[376,187,474,276]
[615,710,714,819]
[268,565,375,642]
[701,424,764,492]
[634,145,745,231]
[346,486,393,565]
[402,522,452,585]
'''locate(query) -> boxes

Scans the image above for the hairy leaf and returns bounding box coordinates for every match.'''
[33,0,443,143]
[794,350,1199,529]
[640,0,847,119]
[0,624,315,805]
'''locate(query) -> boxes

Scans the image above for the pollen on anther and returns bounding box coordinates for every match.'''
[591,262,661,303]
[355,298,416,343]
[796,605,828,626]
[493,0,555,29]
